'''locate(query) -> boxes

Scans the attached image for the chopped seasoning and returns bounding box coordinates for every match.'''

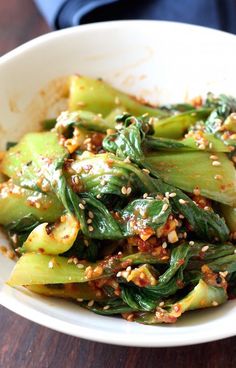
[168,230,178,243]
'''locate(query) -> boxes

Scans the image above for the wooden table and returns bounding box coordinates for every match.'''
[0,1,235,367]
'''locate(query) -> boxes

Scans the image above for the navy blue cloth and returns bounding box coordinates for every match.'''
[34,0,236,34]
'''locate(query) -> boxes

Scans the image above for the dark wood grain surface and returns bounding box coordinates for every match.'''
[0,1,236,367]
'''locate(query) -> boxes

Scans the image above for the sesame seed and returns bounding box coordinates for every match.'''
[209,142,213,149]
[77,298,83,302]
[48,260,54,269]
[183,232,187,239]
[118,251,122,256]
[212,301,218,307]
[35,202,41,209]
[193,188,200,196]
[159,301,165,307]
[73,257,79,265]
[73,176,80,184]
[143,193,148,198]
[116,271,122,277]
[234,249,236,254]
[114,96,120,105]
[165,192,170,198]
[142,168,150,174]
[88,225,94,232]
[121,271,129,279]
[121,186,127,195]
[88,211,94,219]
[79,203,85,210]
[96,194,102,199]
[126,187,132,195]
[101,179,106,186]
[84,138,92,144]
[219,271,228,278]
[198,144,206,150]
[214,174,223,180]
[84,239,89,247]
[77,263,84,269]
[212,161,221,166]
[210,155,218,160]
[126,266,132,272]
[87,300,94,307]
[81,199,86,205]
[162,242,168,249]
[162,203,169,212]
[179,214,184,219]
[169,192,176,198]
[179,199,187,204]
[189,241,195,246]
[204,206,210,211]
[127,313,134,322]
[124,156,131,163]
[103,305,110,310]
[201,245,209,252]
[87,218,92,224]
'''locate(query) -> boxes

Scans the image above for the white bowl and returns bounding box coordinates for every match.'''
[0,20,235,347]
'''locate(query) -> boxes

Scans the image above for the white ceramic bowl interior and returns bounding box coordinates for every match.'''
[0,21,235,346]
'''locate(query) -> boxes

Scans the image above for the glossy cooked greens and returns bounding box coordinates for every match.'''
[1,75,236,325]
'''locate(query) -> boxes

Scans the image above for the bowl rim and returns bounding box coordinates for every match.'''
[1,19,236,64]
[0,20,236,346]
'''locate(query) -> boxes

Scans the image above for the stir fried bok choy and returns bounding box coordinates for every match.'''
[1,75,236,325]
